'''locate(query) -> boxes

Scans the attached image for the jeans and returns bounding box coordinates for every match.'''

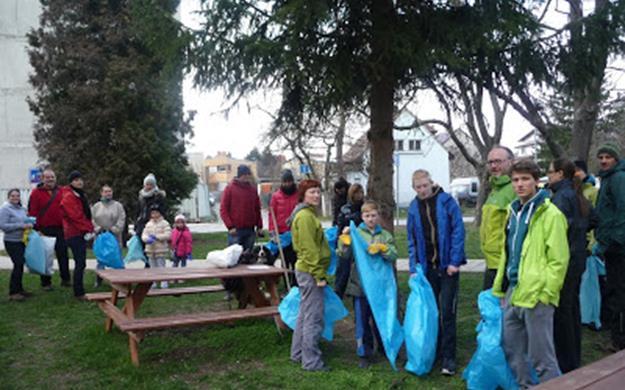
[66,235,87,297]
[172,255,187,268]
[354,296,382,358]
[227,227,256,251]
[426,266,459,368]
[39,226,69,286]
[5,241,25,295]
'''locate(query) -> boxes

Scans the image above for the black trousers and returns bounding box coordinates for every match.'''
[38,226,69,286]
[605,250,625,349]
[66,235,87,297]
[426,267,459,367]
[5,241,25,295]
[334,255,351,299]
[554,254,585,373]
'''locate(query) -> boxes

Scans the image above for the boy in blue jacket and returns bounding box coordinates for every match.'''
[407,169,466,375]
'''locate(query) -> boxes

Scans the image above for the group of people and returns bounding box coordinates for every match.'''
[0,170,193,300]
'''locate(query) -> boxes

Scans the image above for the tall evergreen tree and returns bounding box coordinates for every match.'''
[27,0,197,220]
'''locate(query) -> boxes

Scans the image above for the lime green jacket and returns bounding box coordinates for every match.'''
[492,199,570,308]
[291,206,331,282]
[480,175,516,269]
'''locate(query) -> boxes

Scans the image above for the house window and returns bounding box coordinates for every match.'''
[408,140,421,151]
[217,165,230,172]
[395,140,404,151]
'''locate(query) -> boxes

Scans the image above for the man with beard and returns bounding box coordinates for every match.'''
[269,170,299,285]
[28,168,70,290]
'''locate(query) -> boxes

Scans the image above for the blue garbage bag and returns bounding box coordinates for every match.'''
[24,230,50,275]
[324,226,338,276]
[463,289,518,389]
[580,255,606,329]
[124,235,147,264]
[404,266,439,376]
[278,286,349,341]
[94,232,124,269]
[350,221,404,370]
[264,231,293,256]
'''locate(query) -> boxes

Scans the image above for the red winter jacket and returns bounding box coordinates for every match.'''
[171,226,193,257]
[61,187,94,239]
[28,185,64,229]
[269,189,299,234]
[220,179,262,230]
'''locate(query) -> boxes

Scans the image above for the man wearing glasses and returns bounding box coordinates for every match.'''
[480,146,517,290]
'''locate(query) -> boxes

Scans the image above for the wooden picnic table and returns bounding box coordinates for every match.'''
[89,265,288,366]
[536,349,625,389]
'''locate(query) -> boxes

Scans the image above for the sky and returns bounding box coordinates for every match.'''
[179,0,622,161]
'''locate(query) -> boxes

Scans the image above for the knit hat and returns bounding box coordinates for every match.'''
[149,203,162,213]
[143,173,157,186]
[596,142,621,160]
[281,169,294,183]
[68,170,82,183]
[573,160,588,174]
[174,214,186,222]
[298,179,321,202]
[237,165,252,177]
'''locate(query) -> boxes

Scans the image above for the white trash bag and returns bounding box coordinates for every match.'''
[41,236,57,275]
[205,244,243,268]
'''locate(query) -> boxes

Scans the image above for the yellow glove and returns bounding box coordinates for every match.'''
[22,229,31,245]
[368,243,389,255]
[339,234,351,246]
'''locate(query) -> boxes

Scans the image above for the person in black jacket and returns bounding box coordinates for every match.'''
[332,178,350,226]
[547,158,595,373]
[334,183,364,298]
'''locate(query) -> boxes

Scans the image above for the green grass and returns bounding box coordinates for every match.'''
[0,271,611,389]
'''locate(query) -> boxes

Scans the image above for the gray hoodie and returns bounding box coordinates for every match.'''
[0,202,29,242]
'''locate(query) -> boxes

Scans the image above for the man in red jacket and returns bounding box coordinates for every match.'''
[220,165,263,251]
[61,171,94,298]
[28,168,69,290]
[269,170,299,284]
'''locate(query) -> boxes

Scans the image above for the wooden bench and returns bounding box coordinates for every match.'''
[536,349,625,389]
[85,285,225,302]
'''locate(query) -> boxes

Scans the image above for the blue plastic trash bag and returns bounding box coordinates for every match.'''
[264,231,293,256]
[404,266,439,376]
[25,230,51,275]
[124,235,147,264]
[463,289,518,390]
[324,226,338,276]
[94,232,124,269]
[580,255,606,329]
[278,286,349,341]
[350,221,404,370]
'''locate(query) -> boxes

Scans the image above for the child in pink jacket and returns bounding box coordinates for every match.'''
[171,214,192,268]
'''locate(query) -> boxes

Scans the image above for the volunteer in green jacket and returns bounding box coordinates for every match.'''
[290,179,331,372]
[493,159,569,388]
[594,143,625,350]
[480,146,516,290]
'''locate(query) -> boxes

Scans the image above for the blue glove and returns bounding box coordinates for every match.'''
[186,253,192,261]
[146,234,156,244]
[592,243,605,257]
[25,216,37,225]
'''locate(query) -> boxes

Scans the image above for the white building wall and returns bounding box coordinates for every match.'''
[0,0,40,191]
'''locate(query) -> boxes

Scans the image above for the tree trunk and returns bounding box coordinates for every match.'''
[335,110,346,178]
[473,166,490,227]
[367,0,396,232]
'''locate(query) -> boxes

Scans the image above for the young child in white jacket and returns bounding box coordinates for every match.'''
[141,204,172,288]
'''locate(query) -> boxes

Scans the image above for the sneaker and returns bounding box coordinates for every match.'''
[9,293,25,301]
[224,291,233,301]
[441,367,456,376]
[160,281,169,289]
[306,365,331,372]
[75,295,88,301]
[358,357,370,369]
[20,290,33,298]
[61,280,71,287]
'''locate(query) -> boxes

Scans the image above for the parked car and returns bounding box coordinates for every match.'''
[450,177,479,207]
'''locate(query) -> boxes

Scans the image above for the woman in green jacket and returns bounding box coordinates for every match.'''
[290,179,331,371]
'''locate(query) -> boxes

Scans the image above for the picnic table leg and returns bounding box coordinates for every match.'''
[122,282,151,367]
[104,288,120,333]
[265,276,288,331]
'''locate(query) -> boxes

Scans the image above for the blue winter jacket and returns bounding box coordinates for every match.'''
[407,188,466,273]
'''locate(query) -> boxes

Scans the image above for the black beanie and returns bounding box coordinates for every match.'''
[573,160,588,174]
[68,170,82,183]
